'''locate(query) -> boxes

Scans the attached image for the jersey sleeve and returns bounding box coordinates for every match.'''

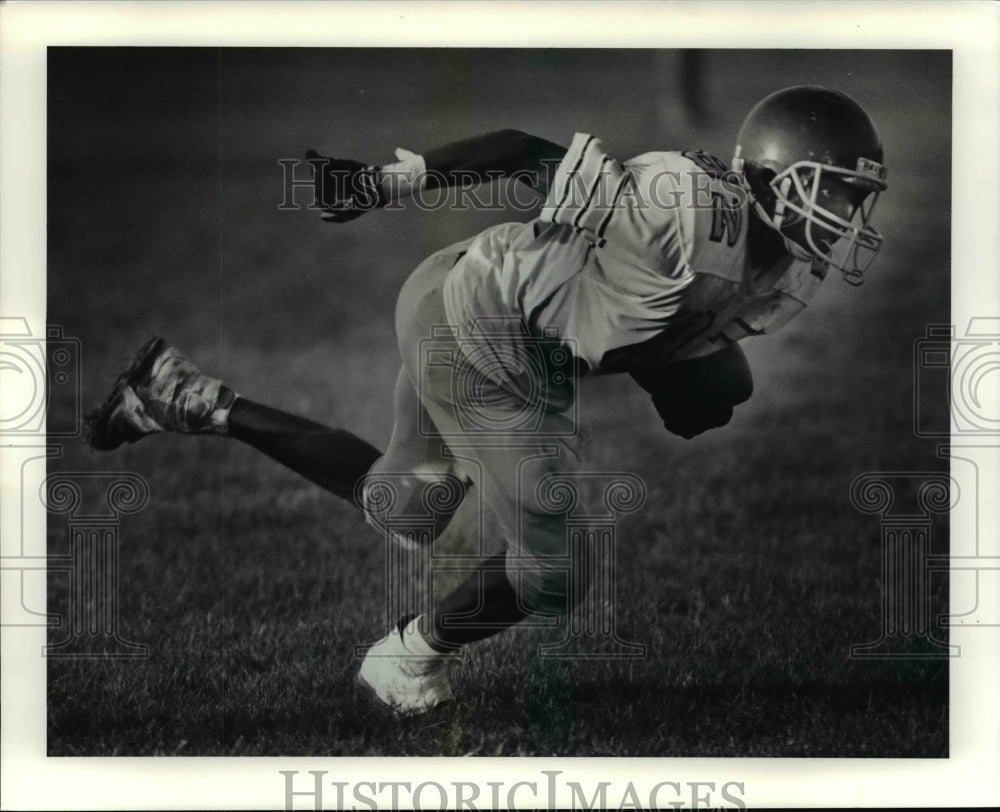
[539,133,688,277]
[541,133,624,239]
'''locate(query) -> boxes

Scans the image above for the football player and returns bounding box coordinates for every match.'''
[87,86,888,715]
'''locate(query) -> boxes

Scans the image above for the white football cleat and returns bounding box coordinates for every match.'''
[357,615,457,715]
[86,336,236,451]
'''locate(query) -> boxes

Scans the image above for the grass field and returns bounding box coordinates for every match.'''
[46,48,951,757]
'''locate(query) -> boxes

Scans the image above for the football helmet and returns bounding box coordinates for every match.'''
[732,86,888,284]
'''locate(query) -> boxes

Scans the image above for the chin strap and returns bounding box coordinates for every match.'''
[771,177,794,230]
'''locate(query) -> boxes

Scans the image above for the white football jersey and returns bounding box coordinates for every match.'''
[442,133,825,396]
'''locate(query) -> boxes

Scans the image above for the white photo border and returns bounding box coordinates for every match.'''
[1,1,997,809]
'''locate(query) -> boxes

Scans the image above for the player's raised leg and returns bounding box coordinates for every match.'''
[227,400,382,505]
[86,336,236,450]
[85,336,381,505]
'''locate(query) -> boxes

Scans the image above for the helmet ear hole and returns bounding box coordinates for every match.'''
[751,167,778,216]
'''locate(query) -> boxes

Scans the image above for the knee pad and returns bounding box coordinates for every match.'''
[361,476,420,549]
[361,470,468,550]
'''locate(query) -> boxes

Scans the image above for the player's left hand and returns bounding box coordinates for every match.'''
[305,149,384,223]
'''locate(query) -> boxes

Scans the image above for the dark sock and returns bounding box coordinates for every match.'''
[227,398,380,507]
[429,551,529,650]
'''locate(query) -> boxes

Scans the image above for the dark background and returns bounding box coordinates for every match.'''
[47,48,951,756]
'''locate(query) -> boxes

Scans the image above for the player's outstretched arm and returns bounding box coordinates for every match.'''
[307,130,566,223]
[416,129,567,197]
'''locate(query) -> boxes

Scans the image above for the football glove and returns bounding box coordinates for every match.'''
[305,149,385,223]
[629,344,754,439]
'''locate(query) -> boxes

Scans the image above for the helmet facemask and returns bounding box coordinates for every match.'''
[738,153,887,284]
[771,159,886,284]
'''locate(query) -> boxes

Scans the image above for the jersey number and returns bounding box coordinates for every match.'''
[710,192,742,247]
[681,149,728,178]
